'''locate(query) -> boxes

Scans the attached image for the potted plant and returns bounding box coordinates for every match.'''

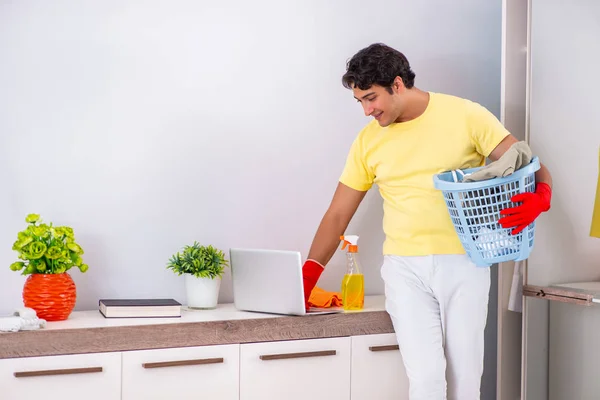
[9,214,89,321]
[167,242,228,309]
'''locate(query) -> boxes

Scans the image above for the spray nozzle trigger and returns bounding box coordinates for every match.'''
[340,235,359,252]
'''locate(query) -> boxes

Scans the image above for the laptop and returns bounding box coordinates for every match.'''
[229,248,343,316]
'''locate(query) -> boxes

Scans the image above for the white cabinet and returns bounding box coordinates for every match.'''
[0,352,121,400]
[240,337,351,400]
[1,333,407,400]
[121,344,239,400]
[351,333,409,400]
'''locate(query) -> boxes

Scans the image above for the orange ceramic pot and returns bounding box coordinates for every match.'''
[23,273,77,321]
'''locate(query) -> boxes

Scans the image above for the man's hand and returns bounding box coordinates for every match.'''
[302,259,324,311]
[499,182,552,234]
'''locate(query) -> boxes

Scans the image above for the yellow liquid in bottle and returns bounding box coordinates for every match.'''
[341,273,364,310]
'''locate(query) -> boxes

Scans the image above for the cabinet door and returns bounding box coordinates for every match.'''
[240,337,351,400]
[0,352,121,400]
[351,333,409,400]
[122,344,239,400]
[498,0,529,399]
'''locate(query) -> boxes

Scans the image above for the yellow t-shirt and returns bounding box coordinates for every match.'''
[339,92,510,256]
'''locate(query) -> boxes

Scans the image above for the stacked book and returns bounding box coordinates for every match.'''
[98,299,182,318]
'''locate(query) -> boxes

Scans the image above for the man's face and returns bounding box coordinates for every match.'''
[352,79,404,127]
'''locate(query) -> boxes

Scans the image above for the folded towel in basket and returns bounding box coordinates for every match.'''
[463,141,533,182]
[474,226,516,256]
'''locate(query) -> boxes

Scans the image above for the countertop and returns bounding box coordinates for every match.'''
[552,281,600,296]
[0,295,393,359]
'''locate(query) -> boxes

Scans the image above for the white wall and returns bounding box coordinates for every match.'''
[0,2,502,396]
[525,0,600,398]
[0,1,501,311]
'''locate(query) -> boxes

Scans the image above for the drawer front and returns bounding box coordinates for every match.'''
[240,337,351,400]
[122,344,239,400]
[351,333,409,400]
[0,352,121,400]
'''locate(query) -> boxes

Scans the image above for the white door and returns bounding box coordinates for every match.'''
[524,0,600,399]
[0,352,121,400]
[121,344,239,400]
[498,1,529,399]
[240,337,351,400]
[350,333,408,400]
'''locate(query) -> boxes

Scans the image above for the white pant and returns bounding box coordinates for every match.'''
[380,254,490,400]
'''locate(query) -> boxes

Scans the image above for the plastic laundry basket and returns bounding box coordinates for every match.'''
[433,157,541,267]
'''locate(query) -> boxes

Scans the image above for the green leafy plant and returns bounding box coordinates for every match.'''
[167,242,228,279]
[9,214,89,276]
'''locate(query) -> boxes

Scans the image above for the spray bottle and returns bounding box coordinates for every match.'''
[340,235,364,311]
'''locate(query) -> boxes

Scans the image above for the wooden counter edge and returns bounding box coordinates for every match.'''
[0,310,393,359]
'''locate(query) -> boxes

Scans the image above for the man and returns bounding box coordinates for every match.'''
[301,43,552,400]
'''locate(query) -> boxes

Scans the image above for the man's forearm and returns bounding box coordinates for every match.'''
[535,162,553,188]
[306,211,351,266]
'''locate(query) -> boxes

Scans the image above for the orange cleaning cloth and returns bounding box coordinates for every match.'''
[308,286,343,308]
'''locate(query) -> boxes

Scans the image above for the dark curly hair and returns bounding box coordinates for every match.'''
[342,43,416,93]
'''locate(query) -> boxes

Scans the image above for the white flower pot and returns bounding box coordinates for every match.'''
[184,274,221,309]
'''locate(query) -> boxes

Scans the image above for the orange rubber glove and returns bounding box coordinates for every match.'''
[499,182,552,234]
[302,259,324,311]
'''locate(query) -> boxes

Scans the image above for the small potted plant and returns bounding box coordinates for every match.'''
[167,241,228,309]
[9,213,89,321]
